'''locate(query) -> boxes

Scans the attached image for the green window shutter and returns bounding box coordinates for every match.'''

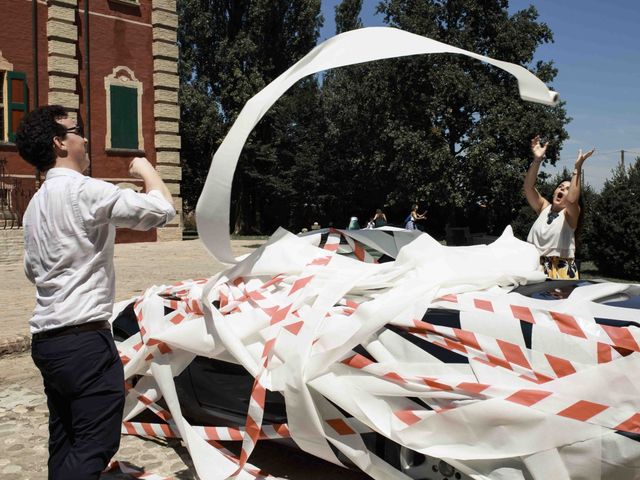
[110,85,138,149]
[0,71,5,141]
[7,71,28,143]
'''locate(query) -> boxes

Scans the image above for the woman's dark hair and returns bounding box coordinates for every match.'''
[15,105,69,170]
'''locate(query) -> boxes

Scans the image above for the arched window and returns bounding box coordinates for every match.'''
[0,50,28,143]
[104,66,143,151]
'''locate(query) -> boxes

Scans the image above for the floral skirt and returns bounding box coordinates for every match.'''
[540,256,579,279]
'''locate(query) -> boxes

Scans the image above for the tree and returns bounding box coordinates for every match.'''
[335,0,363,33]
[321,0,569,234]
[586,159,640,279]
[178,0,324,233]
[179,0,570,237]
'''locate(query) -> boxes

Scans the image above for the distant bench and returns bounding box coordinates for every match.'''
[445,226,498,246]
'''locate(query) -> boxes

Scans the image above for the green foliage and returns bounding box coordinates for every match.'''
[576,181,598,261]
[178,0,570,236]
[586,159,640,279]
[335,0,363,33]
[320,0,569,232]
[178,0,323,233]
[511,169,554,240]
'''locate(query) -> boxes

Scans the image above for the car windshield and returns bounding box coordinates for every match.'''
[525,280,596,300]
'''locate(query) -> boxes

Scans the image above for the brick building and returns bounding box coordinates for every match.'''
[0,0,182,257]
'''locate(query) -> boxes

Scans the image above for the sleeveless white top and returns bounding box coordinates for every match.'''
[527,205,576,258]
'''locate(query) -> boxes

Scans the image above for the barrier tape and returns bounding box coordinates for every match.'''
[112,227,640,479]
[433,291,639,357]
[106,27,640,478]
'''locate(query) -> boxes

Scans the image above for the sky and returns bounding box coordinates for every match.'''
[319,0,640,191]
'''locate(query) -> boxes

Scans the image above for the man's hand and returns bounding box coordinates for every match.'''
[128,157,155,179]
[531,135,548,162]
[128,157,174,207]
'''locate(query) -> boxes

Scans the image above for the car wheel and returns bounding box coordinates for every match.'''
[384,441,465,480]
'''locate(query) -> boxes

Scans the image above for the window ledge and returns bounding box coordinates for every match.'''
[108,0,140,6]
[106,148,145,156]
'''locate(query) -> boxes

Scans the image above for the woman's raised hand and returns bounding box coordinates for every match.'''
[531,135,548,162]
[575,148,595,167]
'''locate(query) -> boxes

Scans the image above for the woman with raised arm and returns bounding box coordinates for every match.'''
[404,204,427,230]
[524,136,594,279]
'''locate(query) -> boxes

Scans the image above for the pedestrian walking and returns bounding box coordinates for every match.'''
[404,204,426,230]
[16,105,176,479]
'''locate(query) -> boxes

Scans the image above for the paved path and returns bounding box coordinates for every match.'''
[0,352,366,479]
[0,239,263,355]
[0,238,367,479]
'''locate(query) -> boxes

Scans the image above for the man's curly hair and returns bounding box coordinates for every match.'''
[15,105,69,170]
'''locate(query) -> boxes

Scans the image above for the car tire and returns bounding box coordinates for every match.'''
[383,440,464,480]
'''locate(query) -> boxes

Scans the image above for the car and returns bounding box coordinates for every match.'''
[112,228,640,480]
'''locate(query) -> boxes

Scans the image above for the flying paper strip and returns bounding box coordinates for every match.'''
[195,26,559,264]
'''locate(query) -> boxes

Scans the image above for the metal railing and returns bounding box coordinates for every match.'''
[0,158,35,229]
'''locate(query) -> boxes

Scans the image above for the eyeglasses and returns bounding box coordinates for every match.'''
[65,124,84,137]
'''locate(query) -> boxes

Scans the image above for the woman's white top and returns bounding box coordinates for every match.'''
[527,205,576,258]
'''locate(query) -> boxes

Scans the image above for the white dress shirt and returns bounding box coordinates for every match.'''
[23,168,176,333]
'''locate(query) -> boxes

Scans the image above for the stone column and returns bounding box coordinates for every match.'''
[152,0,182,241]
[47,0,79,120]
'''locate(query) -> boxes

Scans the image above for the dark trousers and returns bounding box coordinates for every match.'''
[31,329,125,480]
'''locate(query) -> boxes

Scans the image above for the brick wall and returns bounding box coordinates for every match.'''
[0,0,183,244]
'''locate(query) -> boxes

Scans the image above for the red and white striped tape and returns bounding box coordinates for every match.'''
[114,229,640,479]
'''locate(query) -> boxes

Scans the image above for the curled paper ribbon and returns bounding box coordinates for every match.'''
[114,28,640,480]
[116,227,640,480]
[195,26,559,264]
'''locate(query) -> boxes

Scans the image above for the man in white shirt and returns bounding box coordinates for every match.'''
[16,105,176,479]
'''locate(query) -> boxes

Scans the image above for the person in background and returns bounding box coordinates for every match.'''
[373,208,387,228]
[524,135,594,279]
[404,204,426,230]
[347,216,360,230]
[16,105,176,479]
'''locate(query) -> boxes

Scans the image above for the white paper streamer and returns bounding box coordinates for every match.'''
[195,26,559,264]
[113,28,640,480]
[116,227,640,480]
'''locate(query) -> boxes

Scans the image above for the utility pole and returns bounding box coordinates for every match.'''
[621,149,625,168]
